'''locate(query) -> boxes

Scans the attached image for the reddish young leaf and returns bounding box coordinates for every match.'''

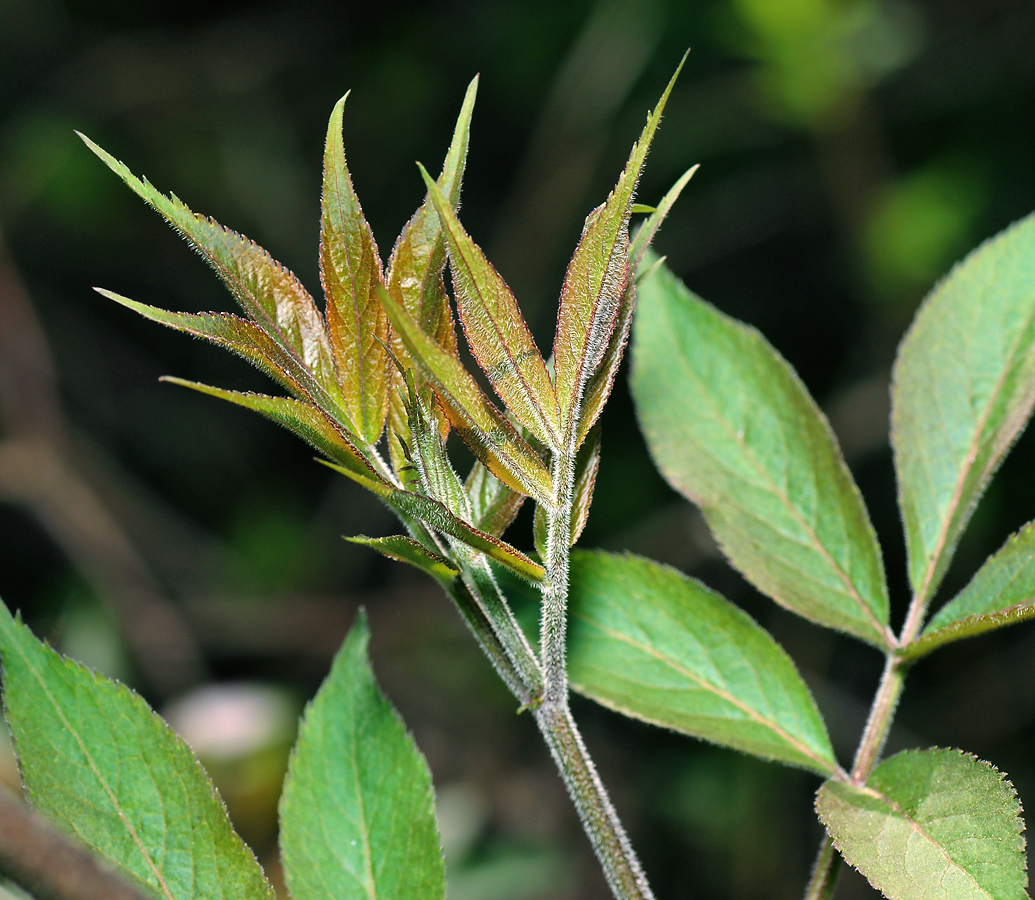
[386,79,477,473]
[378,285,552,506]
[552,54,686,448]
[80,134,339,397]
[418,166,560,449]
[321,94,391,444]
[161,379,388,493]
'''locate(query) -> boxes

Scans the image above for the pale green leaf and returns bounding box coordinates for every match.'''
[553,53,686,448]
[631,262,891,647]
[892,213,1035,606]
[570,424,601,546]
[347,535,459,583]
[902,521,1035,661]
[321,94,390,443]
[628,165,699,271]
[817,748,1028,900]
[418,164,560,448]
[465,461,525,538]
[0,601,273,900]
[81,134,338,396]
[567,551,839,775]
[279,612,445,900]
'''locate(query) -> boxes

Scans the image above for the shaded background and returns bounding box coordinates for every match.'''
[2,0,1035,897]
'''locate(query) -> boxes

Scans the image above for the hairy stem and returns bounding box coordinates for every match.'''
[802,836,842,900]
[542,450,574,705]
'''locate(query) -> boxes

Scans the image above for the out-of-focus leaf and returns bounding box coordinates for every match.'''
[892,213,1035,608]
[466,462,525,538]
[321,94,390,444]
[347,535,459,583]
[566,552,839,775]
[389,491,545,583]
[161,378,387,493]
[629,165,699,271]
[386,79,477,470]
[632,263,891,647]
[378,285,552,505]
[279,612,445,900]
[419,166,559,448]
[81,134,338,394]
[0,602,273,900]
[553,54,685,448]
[570,424,601,546]
[902,521,1035,661]
[817,749,1027,900]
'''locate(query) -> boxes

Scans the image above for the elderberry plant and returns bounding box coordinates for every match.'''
[2,51,1035,900]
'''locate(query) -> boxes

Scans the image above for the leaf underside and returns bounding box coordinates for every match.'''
[566,551,839,775]
[279,611,445,900]
[631,261,891,647]
[817,748,1028,900]
[892,213,1035,606]
[0,601,273,900]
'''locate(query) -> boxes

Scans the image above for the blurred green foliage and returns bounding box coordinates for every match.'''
[2,1,1035,898]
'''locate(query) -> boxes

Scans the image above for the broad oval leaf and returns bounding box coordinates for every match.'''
[279,611,445,900]
[321,94,390,444]
[631,262,891,647]
[902,521,1035,661]
[567,551,839,775]
[817,748,1028,900]
[892,213,1035,609]
[0,601,273,900]
[81,134,338,396]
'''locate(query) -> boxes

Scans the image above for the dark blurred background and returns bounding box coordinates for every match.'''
[2,0,1035,897]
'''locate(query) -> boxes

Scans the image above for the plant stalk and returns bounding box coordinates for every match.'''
[802,835,842,900]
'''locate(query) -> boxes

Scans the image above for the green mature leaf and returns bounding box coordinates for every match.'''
[161,379,388,492]
[553,53,686,448]
[390,491,545,583]
[632,263,891,646]
[347,535,459,583]
[321,94,390,444]
[377,285,552,505]
[419,165,560,448]
[81,134,338,395]
[466,461,525,538]
[279,612,445,900]
[892,213,1035,607]
[628,165,699,271]
[902,521,1035,661]
[0,601,273,900]
[567,552,839,775]
[817,749,1028,900]
[386,79,477,472]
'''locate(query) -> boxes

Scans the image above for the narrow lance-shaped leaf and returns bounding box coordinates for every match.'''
[902,520,1035,661]
[817,748,1028,900]
[465,461,525,538]
[893,212,1035,609]
[279,611,446,900]
[161,378,389,494]
[632,262,892,647]
[321,93,391,444]
[418,164,560,449]
[570,423,601,546]
[553,53,686,447]
[386,78,477,471]
[347,535,459,583]
[81,134,339,395]
[566,552,840,775]
[377,284,552,506]
[0,601,274,900]
[628,165,699,271]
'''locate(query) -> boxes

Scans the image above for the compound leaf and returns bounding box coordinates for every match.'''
[903,521,1035,661]
[817,748,1028,900]
[0,601,273,900]
[553,54,685,448]
[567,551,839,776]
[631,262,891,647]
[279,611,445,900]
[892,213,1035,607]
[321,94,390,444]
[81,134,337,395]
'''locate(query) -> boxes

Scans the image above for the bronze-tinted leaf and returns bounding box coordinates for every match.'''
[419,166,560,448]
[321,94,390,444]
[347,535,459,583]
